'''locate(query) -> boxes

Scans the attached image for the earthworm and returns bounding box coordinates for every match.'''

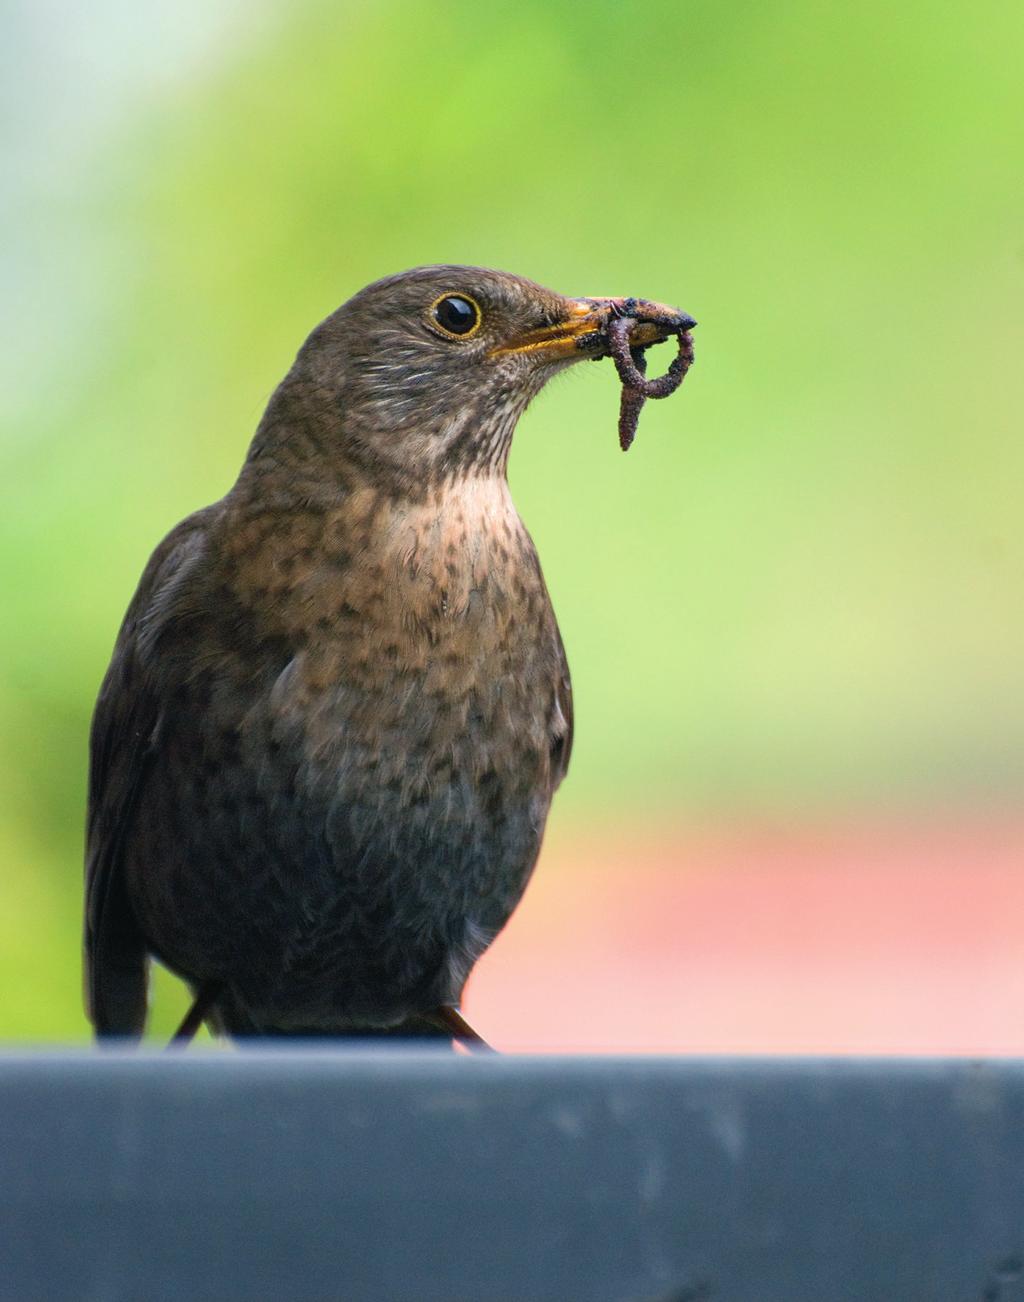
[607,315,695,451]
[616,346,648,452]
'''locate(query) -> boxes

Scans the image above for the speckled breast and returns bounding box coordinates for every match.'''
[128,478,569,1030]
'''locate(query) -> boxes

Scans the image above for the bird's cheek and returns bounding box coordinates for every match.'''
[482,351,530,389]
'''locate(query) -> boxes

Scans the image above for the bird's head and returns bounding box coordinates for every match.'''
[256,266,695,496]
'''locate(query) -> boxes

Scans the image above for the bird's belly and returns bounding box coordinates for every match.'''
[127,656,557,1029]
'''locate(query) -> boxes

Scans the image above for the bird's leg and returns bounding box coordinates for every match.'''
[426,1006,498,1054]
[166,980,222,1050]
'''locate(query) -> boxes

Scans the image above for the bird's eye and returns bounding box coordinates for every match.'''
[430,293,481,339]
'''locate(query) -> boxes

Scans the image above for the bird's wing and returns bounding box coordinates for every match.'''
[84,511,210,1036]
[552,621,574,787]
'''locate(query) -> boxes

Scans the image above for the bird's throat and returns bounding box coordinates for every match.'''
[221,472,540,658]
[355,475,531,620]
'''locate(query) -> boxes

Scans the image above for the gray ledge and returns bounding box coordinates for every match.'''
[2,1053,1023,1301]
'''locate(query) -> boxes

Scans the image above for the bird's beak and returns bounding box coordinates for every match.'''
[492,297,697,363]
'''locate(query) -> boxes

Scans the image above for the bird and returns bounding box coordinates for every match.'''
[84,265,695,1046]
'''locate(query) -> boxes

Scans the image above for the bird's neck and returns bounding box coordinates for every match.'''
[238,367,536,505]
[220,369,545,635]
[354,475,525,592]
[219,454,538,638]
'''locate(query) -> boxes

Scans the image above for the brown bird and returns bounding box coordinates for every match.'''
[84,265,695,1045]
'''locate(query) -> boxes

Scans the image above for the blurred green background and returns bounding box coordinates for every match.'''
[2,0,1021,1039]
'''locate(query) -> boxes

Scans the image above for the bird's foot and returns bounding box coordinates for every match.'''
[425,1005,497,1054]
[165,981,222,1050]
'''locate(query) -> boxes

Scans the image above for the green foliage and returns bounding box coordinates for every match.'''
[2,0,1021,1036]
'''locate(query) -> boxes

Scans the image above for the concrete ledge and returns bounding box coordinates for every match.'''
[2,1053,1023,1300]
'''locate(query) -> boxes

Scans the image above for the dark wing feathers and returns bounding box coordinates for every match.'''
[83,512,209,1036]
[551,622,574,786]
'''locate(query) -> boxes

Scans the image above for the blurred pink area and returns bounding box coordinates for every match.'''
[467,821,1024,1055]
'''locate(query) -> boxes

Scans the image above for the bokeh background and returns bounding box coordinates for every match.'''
[3,0,1022,1048]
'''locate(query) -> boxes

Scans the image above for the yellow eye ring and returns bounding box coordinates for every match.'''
[428,292,482,340]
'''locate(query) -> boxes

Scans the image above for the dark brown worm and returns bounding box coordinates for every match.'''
[617,346,648,452]
[607,315,695,451]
